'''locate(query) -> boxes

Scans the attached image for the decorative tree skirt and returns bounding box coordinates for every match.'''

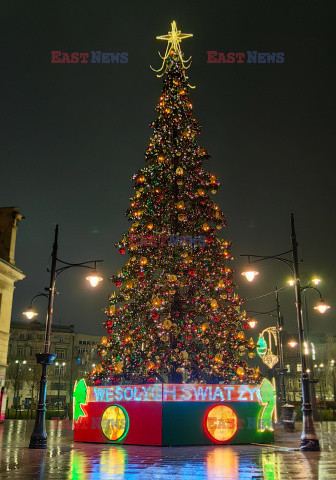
[73,379,275,445]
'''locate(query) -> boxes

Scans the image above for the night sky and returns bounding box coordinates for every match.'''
[2,1,335,340]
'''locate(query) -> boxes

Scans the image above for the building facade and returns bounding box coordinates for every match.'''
[6,320,101,409]
[0,207,25,387]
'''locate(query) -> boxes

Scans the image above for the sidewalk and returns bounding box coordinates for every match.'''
[0,420,335,479]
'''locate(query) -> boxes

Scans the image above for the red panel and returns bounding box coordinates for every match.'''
[74,401,162,445]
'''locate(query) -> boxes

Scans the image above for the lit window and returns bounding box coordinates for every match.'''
[297,363,302,372]
[286,364,290,373]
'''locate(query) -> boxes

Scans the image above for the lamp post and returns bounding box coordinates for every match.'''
[241,214,330,451]
[28,224,103,449]
[54,362,66,419]
[247,288,287,410]
[14,360,26,414]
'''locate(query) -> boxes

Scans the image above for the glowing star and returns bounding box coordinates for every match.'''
[151,21,193,77]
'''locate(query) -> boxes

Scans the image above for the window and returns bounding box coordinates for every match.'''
[297,363,302,372]
[29,347,37,357]
[19,333,25,340]
[286,364,290,373]
[56,349,66,359]
[79,340,82,345]
[18,347,24,357]
[288,379,293,388]
[27,334,33,340]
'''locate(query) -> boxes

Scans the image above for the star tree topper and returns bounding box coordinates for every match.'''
[151,20,193,76]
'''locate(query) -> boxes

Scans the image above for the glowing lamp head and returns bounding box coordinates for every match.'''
[287,279,295,286]
[248,319,257,329]
[23,306,38,320]
[86,270,103,287]
[312,277,321,285]
[314,301,330,314]
[288,340,298,348]
[241,270,259,282]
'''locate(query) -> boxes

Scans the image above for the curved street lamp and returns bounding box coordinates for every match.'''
[240,213,329,451]
[28,225,103,450]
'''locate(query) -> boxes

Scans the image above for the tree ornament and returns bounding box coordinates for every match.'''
[202,223,210,232]
[140,257,147,265]
[176,167,184,175]
[188,268,196,277]
[152,296,161,307]
[151,311,159,320]
[163,319,173,329]
[236,366,245,377]
[210,299,218,309]
[178,214,186,221]
[201,322,210,331]
[147,223,154,230]
[176,201,185,209]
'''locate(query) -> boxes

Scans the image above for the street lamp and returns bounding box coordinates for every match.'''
[247,288,287,409]
[29,225,103,449]
[241,213,330,451]
[22,293,49,320]
[248,319,258,329]
[55,361,66,419]
[241,269,259,282]
[288,340,298,348]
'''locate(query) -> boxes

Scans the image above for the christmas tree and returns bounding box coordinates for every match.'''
[90,21,259,386]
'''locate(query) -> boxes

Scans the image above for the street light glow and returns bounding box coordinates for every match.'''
[288,340,298,348]
[241,269,259,282]
[287,279,295,286]
[86,269,103,287]
[248,319,257,329]
[314,301,331,314]
[22,306,38,320]
[312,277,321,285]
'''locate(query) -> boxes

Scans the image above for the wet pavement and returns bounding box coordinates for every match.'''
[0,420,335,479]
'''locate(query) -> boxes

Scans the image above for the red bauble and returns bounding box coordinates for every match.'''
[213,316,221,322]
[151,310,159,320]
[243,323,250,330]
[205,236,213,244]
[119,247,126,255]
[188,268,196,276]
[115,280,122,287]
[138,270,145,278]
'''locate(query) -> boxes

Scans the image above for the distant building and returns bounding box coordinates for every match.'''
[6,320,101,409]
[282,332,336,404]
[0,207,25,387]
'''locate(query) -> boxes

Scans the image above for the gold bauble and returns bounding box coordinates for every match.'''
[217,279,225,289]
[203,223,210,232]
[147,223,154,230]
[198,189,205,196]
[214,353,223,363]
[152,296,161,307]
[163,319,173,329]
[176,201,184,209]
[236,367,245,377]
[248,351,256,358]
[180,350,188,360]
[211,299,218,309]
[140,257,147,265]
[202,322,210,331]
[176,167,184,175]
[237,331,245,340]
[178,214,186,221]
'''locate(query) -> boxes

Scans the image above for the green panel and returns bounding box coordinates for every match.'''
[162,402,274,446]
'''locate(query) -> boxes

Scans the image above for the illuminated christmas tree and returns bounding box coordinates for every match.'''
[90,21,259,386]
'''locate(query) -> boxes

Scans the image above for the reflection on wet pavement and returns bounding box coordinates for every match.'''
[0,420,335,479]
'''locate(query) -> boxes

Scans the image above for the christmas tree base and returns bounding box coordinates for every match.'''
[73,379,275,445]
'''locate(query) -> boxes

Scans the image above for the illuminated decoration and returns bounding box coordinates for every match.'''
[101,405,129,441]
[257,328,279,369]
[312,277,321,285]
[74,380,276,445]
[287,279,295,286]
[73,379,88,422]
[205,405,238,442]
[288,340,298,348]
[151,20,193,76]
[258,378,276,432]
[256,335,267,357]
[89,21,260,389]
[248,319,257,329]
[241,269,259,282]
